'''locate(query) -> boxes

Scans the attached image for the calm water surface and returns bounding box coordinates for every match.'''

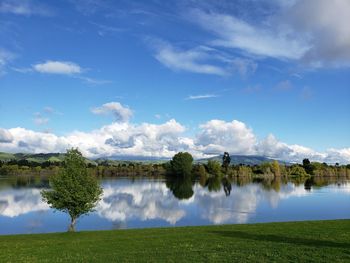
[0,175,349,235]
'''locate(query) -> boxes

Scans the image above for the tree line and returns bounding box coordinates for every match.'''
[1,152,349,178]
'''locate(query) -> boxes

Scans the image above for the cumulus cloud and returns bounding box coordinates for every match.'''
[0,128,13,143]
[33,60,82,75]
[281,0,350,67]
[96,181,185,224]
[257,134,328,162]
[0,189,49,217]
[0,118,349,163]
[195,120,257,155]
[91,102,133,122]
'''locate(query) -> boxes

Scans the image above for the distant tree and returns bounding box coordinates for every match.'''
[302,158,313,175]
[41,148,103,232]
[222,152,231,171]
[169,152,193,176]
[207,160,222,176]
[271,160,281,177]
[289,165,308,178]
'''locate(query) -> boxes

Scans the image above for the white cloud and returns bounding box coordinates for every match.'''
[256,134,328,163]
[153,41,228,76]
[0,117,349,163]
[0,188,49,217]
[0,128,13,143]
[195,120,257,155]
[33,61,82,75]
[230,58,257,77]
[189,1,350,68]
[281,0,350,67]
[190,9,308,60]
[0,0,52,16]
[185,94,219,100]
[96,182,185,224]
[91,102,133,122]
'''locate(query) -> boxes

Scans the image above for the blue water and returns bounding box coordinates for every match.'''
[0,176,349,235]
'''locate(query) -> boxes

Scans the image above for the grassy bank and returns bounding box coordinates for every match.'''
[0,220,349,262]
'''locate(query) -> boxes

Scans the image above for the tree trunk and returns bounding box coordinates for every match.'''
[68,217,76,232]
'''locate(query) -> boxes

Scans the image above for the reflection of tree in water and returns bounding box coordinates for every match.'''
[165,176,194,200]
[221,177,232,196]
[0,175,50,189]
[206,176,221,192]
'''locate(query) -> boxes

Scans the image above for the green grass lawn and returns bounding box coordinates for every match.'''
[0,220,349,262]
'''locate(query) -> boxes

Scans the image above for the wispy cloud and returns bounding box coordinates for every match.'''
[188,1,350,68]
[152,40,228,76]
[0,0,52,16]
[274,80,293,91]
[33,113,49,126]
[0,48,15,76]
[150,39,259,77]
[75,76,112,85]
[90,21,126,37]
[190,9,308,61]
[185,94,219,100]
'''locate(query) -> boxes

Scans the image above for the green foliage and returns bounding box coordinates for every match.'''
[206,176,222,192]
[303,158,314,174]
[41,148,102,232]
[289,165,308,178]
[169,152,193,176]
[206,160,222,176]
[271,160,281,177]
[166,176,194,200]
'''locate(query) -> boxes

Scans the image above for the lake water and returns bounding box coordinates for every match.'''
[0,175,349,235]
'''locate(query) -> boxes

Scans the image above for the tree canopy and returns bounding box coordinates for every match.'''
[41,148,103,231]
[169,152,193,176]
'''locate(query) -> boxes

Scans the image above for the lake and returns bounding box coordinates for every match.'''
[0,175,349,235]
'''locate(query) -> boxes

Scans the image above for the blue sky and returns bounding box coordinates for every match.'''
[0,0,349,163]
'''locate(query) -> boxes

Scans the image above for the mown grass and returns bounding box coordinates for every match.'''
[0,220,349,262]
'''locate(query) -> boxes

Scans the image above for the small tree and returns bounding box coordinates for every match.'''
[207,160,222,176]
[169,152,193,176]
[271,160,281,177]
[41,148,103,232]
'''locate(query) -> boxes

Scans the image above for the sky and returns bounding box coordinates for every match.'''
[0,0,349,163]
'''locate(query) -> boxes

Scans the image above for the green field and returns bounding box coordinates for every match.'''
[0,220,349,262]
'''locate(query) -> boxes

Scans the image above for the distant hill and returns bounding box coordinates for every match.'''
[0,152,288,166]
[0,152,97,166]
[197,154,289,166]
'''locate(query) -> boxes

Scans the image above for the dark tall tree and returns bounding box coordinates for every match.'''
[302,158,313,175]
[222,152,231,171]
[41,148,103,232]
